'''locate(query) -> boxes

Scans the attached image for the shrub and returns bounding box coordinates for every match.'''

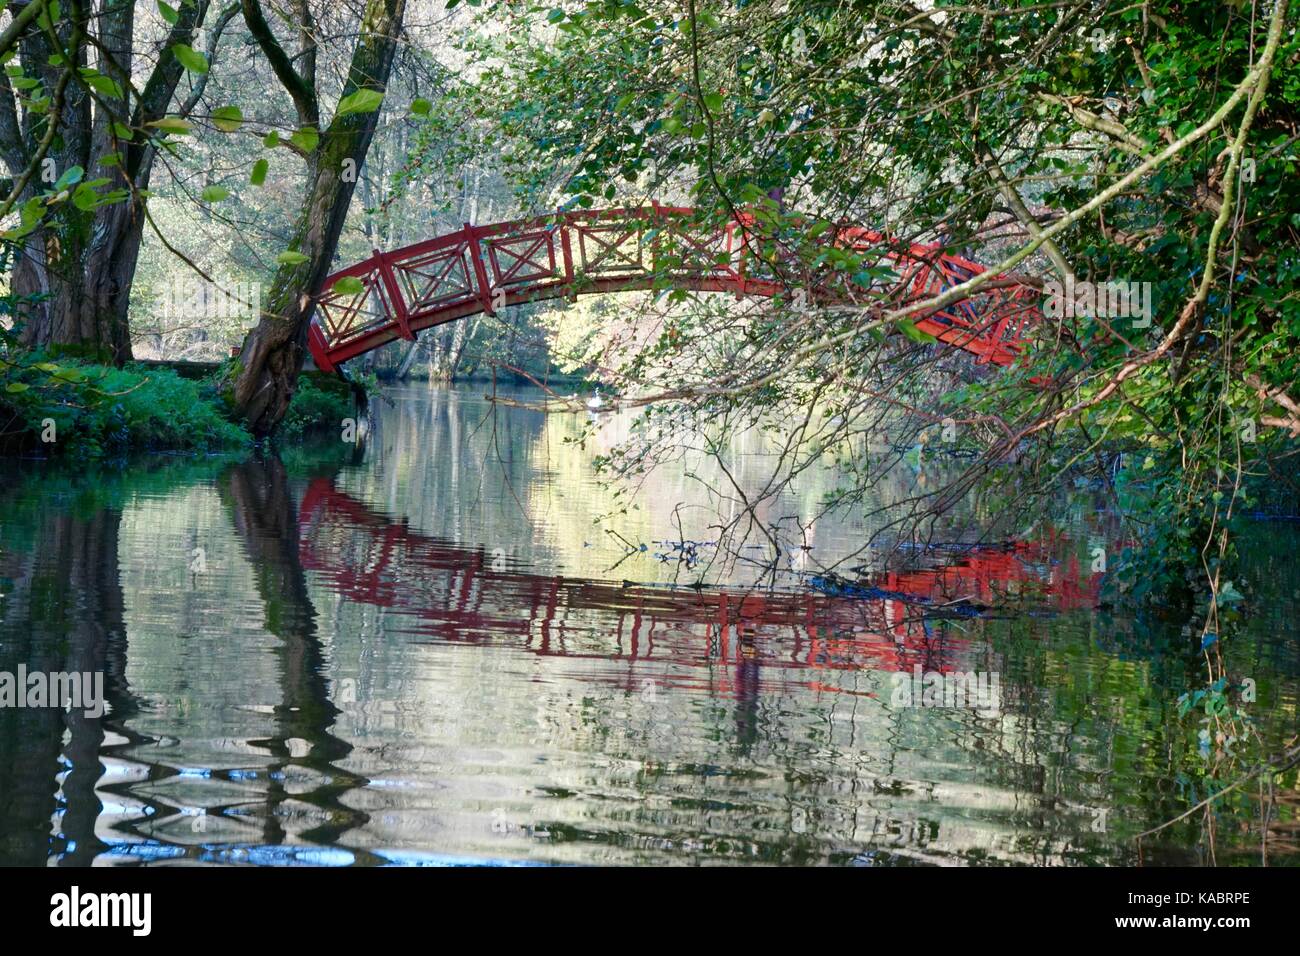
[278,374,355,440]
[0,356,250,457]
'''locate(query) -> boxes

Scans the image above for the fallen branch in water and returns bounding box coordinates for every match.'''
[482,362,612,413]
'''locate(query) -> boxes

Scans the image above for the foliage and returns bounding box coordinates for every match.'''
[438,0,1299,611]
[0,354,250,457]
[277,373,355,440]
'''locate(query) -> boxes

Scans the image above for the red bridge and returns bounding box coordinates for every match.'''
[297,478,1099,698]
[307,205,1043,373]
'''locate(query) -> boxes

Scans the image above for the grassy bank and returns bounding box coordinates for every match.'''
[0,354,357,458]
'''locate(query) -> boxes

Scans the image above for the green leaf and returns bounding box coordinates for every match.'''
[262,130,280,148]
[111,121,133,140]
[288,126,319,153]
[146,116,193,134]
[897,320,938,344]
[53,165,84,190]
[410,97,432,116]
[171,44,209,75]
[19,196,43,226]
[332,276,365,295]
[336,88,385,118]
[4,382,30,394]
[157,0,179,24]
[210,105,243,132]
[1217,581,1245,604]
[71,182,101,210]
[249,158,268,186]
[80,70,124,100]
[277,250,310,266]
[702,92,724,113]
[200,184,230,202]
[37,1,61,31]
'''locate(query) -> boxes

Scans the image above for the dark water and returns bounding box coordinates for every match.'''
[1,384,1297,866]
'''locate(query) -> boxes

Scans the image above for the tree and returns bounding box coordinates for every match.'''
[1,0,236,362]
[442,0,1299,810]
[452,0,1298,596]
[221,0,406,436]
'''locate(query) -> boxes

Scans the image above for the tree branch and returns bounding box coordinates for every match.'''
[0,68,26,171]
[241,0,319,127]
[0,0,48,59]
[179,2,241,118]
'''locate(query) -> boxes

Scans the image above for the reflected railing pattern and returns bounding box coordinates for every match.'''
[3,451,1295,867]
[298,477,1103,699]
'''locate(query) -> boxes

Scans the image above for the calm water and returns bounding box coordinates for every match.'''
[1,383,1297,866]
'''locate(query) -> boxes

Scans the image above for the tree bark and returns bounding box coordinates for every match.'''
[5,0,217,363]
[395,335,423,380]
[223,0,406,437]
[14,201,144,362]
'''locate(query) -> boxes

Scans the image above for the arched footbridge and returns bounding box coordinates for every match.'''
[307,205,1043,373]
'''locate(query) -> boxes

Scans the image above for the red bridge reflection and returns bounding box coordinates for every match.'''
[297,478,1102,699]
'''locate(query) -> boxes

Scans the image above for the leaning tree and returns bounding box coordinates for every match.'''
[220,0,407,437]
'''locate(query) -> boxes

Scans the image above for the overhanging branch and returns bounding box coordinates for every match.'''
[241,0,319,127]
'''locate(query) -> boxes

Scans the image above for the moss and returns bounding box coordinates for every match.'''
[45,342,116,365]
[1,350,363,457]
[299,369,352,399]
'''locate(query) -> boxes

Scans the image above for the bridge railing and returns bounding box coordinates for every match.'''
[308,205,1043,372]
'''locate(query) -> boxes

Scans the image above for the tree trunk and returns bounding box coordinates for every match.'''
[395,335,422,380]
[449,314,479,374]
[427,325,453,382]
[4,0,214,364]
[14,201,144,362]
[224,0,407,438]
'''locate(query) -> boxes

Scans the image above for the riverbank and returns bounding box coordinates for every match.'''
[0,354,356,458]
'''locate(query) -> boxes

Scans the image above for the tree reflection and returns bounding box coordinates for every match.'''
[0,479,136,866]
[219,455,370,848]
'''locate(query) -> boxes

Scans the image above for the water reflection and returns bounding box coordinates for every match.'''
[0,384,1295,866]
[0,491,135,865]
[300,476,1100,699]
[220,458,370,852]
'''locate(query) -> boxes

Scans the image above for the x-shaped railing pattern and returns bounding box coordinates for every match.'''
[308,205,1042,373]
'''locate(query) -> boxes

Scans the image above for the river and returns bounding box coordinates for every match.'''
[0,383,1296,866]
